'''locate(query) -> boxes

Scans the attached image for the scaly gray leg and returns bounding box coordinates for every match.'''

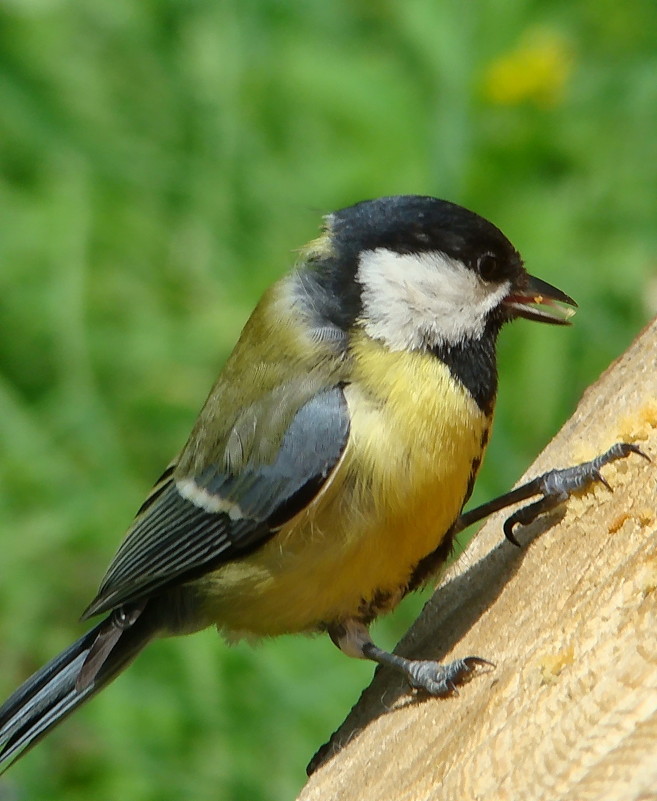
[455,442,648,546]
[329,620,491,696]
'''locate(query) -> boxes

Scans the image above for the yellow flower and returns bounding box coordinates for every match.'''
[482,29,574,108]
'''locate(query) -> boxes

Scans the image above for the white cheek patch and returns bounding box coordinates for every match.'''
[356,248,511,350]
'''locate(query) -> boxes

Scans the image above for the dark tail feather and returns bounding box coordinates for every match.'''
[0,610,157,771]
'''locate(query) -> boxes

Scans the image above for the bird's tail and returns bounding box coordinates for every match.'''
[0,607,157,772]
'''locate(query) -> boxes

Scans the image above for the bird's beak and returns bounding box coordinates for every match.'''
[504,274,577,325]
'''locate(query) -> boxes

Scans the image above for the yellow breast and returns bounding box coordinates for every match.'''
[198,334,492,637]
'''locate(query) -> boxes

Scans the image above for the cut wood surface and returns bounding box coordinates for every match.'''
[299,317,657,801]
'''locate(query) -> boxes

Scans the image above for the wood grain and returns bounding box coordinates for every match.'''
[299,317,657,801]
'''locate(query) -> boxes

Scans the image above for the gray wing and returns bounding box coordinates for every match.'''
[82,385,350,619]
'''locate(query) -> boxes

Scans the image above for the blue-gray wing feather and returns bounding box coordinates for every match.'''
[82,386,350,618]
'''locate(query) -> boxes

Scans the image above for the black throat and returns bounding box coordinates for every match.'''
[429,327,499,416]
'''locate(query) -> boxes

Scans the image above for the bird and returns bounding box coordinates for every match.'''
[0,194,640,771]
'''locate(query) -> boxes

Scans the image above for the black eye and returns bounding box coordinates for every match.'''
[477,252,498,281]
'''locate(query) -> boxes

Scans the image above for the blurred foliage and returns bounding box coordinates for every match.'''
[0,0,655,799]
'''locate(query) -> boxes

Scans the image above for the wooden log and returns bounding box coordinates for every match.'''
[299,317,657,801]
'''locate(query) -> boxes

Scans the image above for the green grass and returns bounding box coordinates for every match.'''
[0,1,655,799]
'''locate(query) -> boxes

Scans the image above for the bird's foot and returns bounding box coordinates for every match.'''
[404,655,493,695]
[503,442,649,545]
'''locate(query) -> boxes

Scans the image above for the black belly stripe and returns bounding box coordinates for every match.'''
[463,425,491,506]
[404,526,459,596]
[404,435,490,597]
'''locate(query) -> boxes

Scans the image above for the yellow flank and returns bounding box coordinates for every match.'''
[196,332,491,638]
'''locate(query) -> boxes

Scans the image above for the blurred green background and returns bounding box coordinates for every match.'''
[0,1,655,799]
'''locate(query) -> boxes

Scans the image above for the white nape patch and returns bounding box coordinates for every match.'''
[357,248,511,350]
[176,478,244,520]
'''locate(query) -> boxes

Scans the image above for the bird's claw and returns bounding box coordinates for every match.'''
[406,656,493,696]
[503,441,648,545]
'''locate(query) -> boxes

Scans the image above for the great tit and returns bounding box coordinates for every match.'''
[0,194,640,770]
